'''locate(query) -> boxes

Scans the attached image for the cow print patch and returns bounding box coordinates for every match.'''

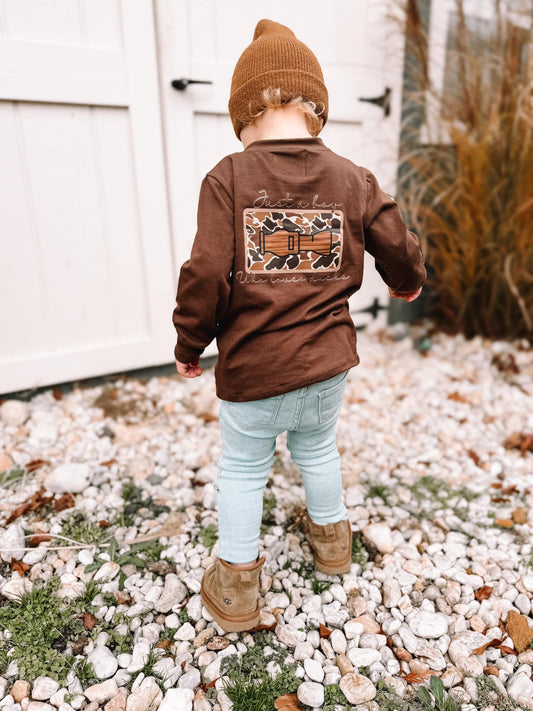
[243,209,344,273]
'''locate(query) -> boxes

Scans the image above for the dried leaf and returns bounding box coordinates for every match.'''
[475,585,493,601]
[26,458,50,473]
[472,639,499,655]
[156,640,173,651]
[200,413,218,423]
[490,482,502,489]
[274,693,304,710]
[402,669,433,683]
[496,645,518,656]
[82,613,97,631]
[5,503,32,524]
[114,590,132,605]
[467,449,481,466]
[98,520,110,528]
[248,621,277,633]
[52,388,63,401]
[54,492,76,512]
[29,534,52,547]
[319,623,333,638]
[501,484,520,495]
[99,458,117,467]
[484,665,499,676]
[204,677,218,688]
[11,558,30,576]
[494,518,514,528]
[448,391,469,403]
[504,433,533,455]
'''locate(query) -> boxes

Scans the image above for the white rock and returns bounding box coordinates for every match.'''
[347,648,381,667]
[178,669,201,690]
[269,592,291,608]
[507,671,533,702]
[175,622,195,641]
[154,574,187,613]
[27,704,55,711]
[329,629,347,654]
[44,462,92,494]
[407,611,450,638]
[0,400,28,426]
[125,676,162,711]
[294,642,314,661]
[275,623,305,648]
[31,678,60,701]
[158,688,194,711]
[0,524,26,563]
[339,672,377,704]
[297,681,324,708]
[2,576,33,600]
[362,523,394,554]
[304,658,324,683]
[87,647,118,680]
[128,639,151,673]
[344,620,365,639]
[383,579,401,608]
[83,680,119,704]
[94,562,120,582]
[523,575,533,593]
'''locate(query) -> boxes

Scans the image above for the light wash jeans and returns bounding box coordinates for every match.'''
[215,370,349,563]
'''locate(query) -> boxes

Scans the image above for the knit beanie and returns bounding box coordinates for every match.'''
[228,19,329,139]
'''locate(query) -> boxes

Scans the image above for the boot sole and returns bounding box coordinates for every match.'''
[200,578,261,633]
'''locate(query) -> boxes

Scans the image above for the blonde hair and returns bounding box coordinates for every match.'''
[241,88,325,137]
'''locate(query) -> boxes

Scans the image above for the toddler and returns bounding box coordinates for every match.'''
[172,19,425,632]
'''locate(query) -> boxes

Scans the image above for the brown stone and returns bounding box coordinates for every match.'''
[354,613,381,634]
[12,680,31,703]
[339,673,377,704]
[104,688,128,711]
[336,654,354,677]
[506,610,533,653]
[512,507,528,524]
[0,451,13,473]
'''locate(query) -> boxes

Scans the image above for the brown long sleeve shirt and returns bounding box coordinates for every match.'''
[173,137,426,401]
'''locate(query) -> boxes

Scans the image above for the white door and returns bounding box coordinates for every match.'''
[0,0,175,393]
[156,0,406,341]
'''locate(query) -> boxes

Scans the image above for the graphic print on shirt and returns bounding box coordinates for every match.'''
[243,209,343,273]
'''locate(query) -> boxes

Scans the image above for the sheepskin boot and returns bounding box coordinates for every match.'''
[303,512,352,574]
[200,556,265,632]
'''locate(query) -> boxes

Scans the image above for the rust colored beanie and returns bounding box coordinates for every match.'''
[228,19,329,139]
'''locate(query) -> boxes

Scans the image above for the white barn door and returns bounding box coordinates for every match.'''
[0,0,175,393]
[156,0,406,341]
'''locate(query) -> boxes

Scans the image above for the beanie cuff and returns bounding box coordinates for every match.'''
[229,69,328,138]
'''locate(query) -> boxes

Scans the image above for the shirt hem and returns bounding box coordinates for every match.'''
[215,357,359,403]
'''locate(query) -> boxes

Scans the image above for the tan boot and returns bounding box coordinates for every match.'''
[200,556,265,632]
[303,512,352,574]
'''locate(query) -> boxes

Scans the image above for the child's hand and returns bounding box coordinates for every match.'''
[175,357,203,378]
[389,287,422,303]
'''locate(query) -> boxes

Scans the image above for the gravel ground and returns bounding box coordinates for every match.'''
[0,325,532,711]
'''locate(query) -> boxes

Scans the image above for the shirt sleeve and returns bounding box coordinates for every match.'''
[172,174,234,363]
[363,171,426,294]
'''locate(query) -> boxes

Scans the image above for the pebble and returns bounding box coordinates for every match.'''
[124,677,162,711]
[31,678,59,701]
[11,681,30,703]
[297,681,324,708]
[87,647,119,680]
[44,462,93,494]
[362,523,394,554]
[0,524,26,563]
[304,658,324,683]
[408,610,450,638]
[339,673,377,704]
[154,574,187,613]
[0,400,28,426]
[178,669,201,690]
[84,680,119,704]
[158,688,194,711]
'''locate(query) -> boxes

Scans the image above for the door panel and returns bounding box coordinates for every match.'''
[0,0,175,393]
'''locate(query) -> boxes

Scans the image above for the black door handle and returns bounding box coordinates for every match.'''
[358,87,391,117]
[171,78,213,91]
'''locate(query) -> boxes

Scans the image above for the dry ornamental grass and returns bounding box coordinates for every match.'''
[398,0,533,341]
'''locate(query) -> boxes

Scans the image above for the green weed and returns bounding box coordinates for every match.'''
[351,536,369,566]
[0,466,26,489]
[195,524,218,553]
[119,480,170,526]
[365,483,392,503]
[221,631,299,711]
[417,675,461,711]
[474,674,515,711]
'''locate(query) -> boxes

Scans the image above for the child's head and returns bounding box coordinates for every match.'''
[228,20,329,140]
